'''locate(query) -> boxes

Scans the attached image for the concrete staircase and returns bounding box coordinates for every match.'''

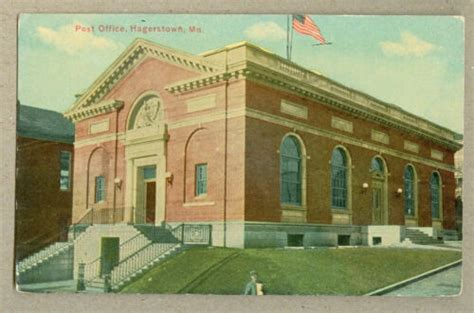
[17,242,73,274]
[16,242,74,284]
[75,224,148,282]
[86,277,107,292]
[110,242,183,290]
[17,223,208,292]
[405,229,443,245]
[133,225,181,243]
[79,225,184,291]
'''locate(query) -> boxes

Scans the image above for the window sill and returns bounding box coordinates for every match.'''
[405,215,418,220]
[281,204,306,211]
[331,208,351,215]
[183,201,215,207]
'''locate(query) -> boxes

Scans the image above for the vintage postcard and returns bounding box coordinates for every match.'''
[15,13,463,297]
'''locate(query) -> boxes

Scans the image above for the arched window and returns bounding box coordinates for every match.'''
[371,157,384,174]
[404,165,415,216]
[280,136,302,205]
[430,172,441,219]
[331,148,348,209]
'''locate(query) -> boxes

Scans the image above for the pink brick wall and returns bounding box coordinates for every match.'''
[244,80,457,229]
[72,57,246,224]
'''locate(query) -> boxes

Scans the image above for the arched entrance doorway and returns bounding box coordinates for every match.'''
[371,156,388,225]
[124,92,167,225]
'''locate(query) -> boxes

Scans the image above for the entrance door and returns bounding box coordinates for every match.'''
[145,181,156,224]
[100,237,120,277]
[372,182,384,225]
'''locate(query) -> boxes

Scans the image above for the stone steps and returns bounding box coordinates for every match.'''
[405,229,443,245]
[133,225,180,243]
[87,277,105,290]
[111,243,183,290]
[17,242,73,273]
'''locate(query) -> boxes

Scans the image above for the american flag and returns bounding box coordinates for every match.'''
[292,15,326,44]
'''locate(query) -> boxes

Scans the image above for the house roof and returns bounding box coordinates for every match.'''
[17,104,75,144]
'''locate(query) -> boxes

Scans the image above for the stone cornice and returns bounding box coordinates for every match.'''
[165,59,461,151]
[242,62,461,151]
[65,99,124,122]
[64,39,461,151]
[65,38,221,117]
[165,69,247,93]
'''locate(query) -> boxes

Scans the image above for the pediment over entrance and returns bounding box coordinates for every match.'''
[64,38,221,123]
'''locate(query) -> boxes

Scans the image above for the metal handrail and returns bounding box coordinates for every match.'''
[81,223,212,288]
[75,207,94,225]
[75,207,127,225]
[82,232,149,283]
[170,223,184,243]
[111,242,179,287]
[108,224,185,287]
[17,242,73,272]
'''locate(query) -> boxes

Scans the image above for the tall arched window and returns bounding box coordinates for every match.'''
[280,136,302,205]
[331,148,348,209]
[404,165,415,216]
[430,172,441,219]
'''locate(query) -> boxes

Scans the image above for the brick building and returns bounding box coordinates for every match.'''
[454,136,463,239]
[64,39,461,248]
[16,104,74,259]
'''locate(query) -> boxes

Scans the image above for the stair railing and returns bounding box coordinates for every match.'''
[110,242,179,287]
[75,207,127,225]
[83,256,102,282]
[75,207,94,225]
[120,233,151,260]
[17,242,73,273]
[82,232,149,284]
[170,223,184,243]
[169,224,212,245]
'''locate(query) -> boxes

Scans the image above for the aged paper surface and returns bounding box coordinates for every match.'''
[2,3,472,312]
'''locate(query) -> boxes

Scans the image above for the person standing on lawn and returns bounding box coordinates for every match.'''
[244,271,264,295]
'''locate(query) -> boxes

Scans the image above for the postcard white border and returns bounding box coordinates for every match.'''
[1,1,473,312]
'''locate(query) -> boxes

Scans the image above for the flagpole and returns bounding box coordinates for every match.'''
[286,15,290,60]
[290,17,294,60]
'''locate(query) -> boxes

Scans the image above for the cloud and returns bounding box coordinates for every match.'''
[244,22,286,41]
[379,32,436,57]
[36,22,121,54]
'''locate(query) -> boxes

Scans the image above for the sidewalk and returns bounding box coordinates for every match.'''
[17,280,77,293]
[373,240,463,251]
[384,265,462,297]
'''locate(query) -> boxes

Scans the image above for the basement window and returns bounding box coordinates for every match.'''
[287,234,304,247]
[372,237,382,246]
[337,235,351,246]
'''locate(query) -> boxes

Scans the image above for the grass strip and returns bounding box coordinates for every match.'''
[178,251,241,294]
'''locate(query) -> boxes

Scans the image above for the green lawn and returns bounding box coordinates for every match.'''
[120,247,461,295]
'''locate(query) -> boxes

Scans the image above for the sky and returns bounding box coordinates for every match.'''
[18,14,464,133]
